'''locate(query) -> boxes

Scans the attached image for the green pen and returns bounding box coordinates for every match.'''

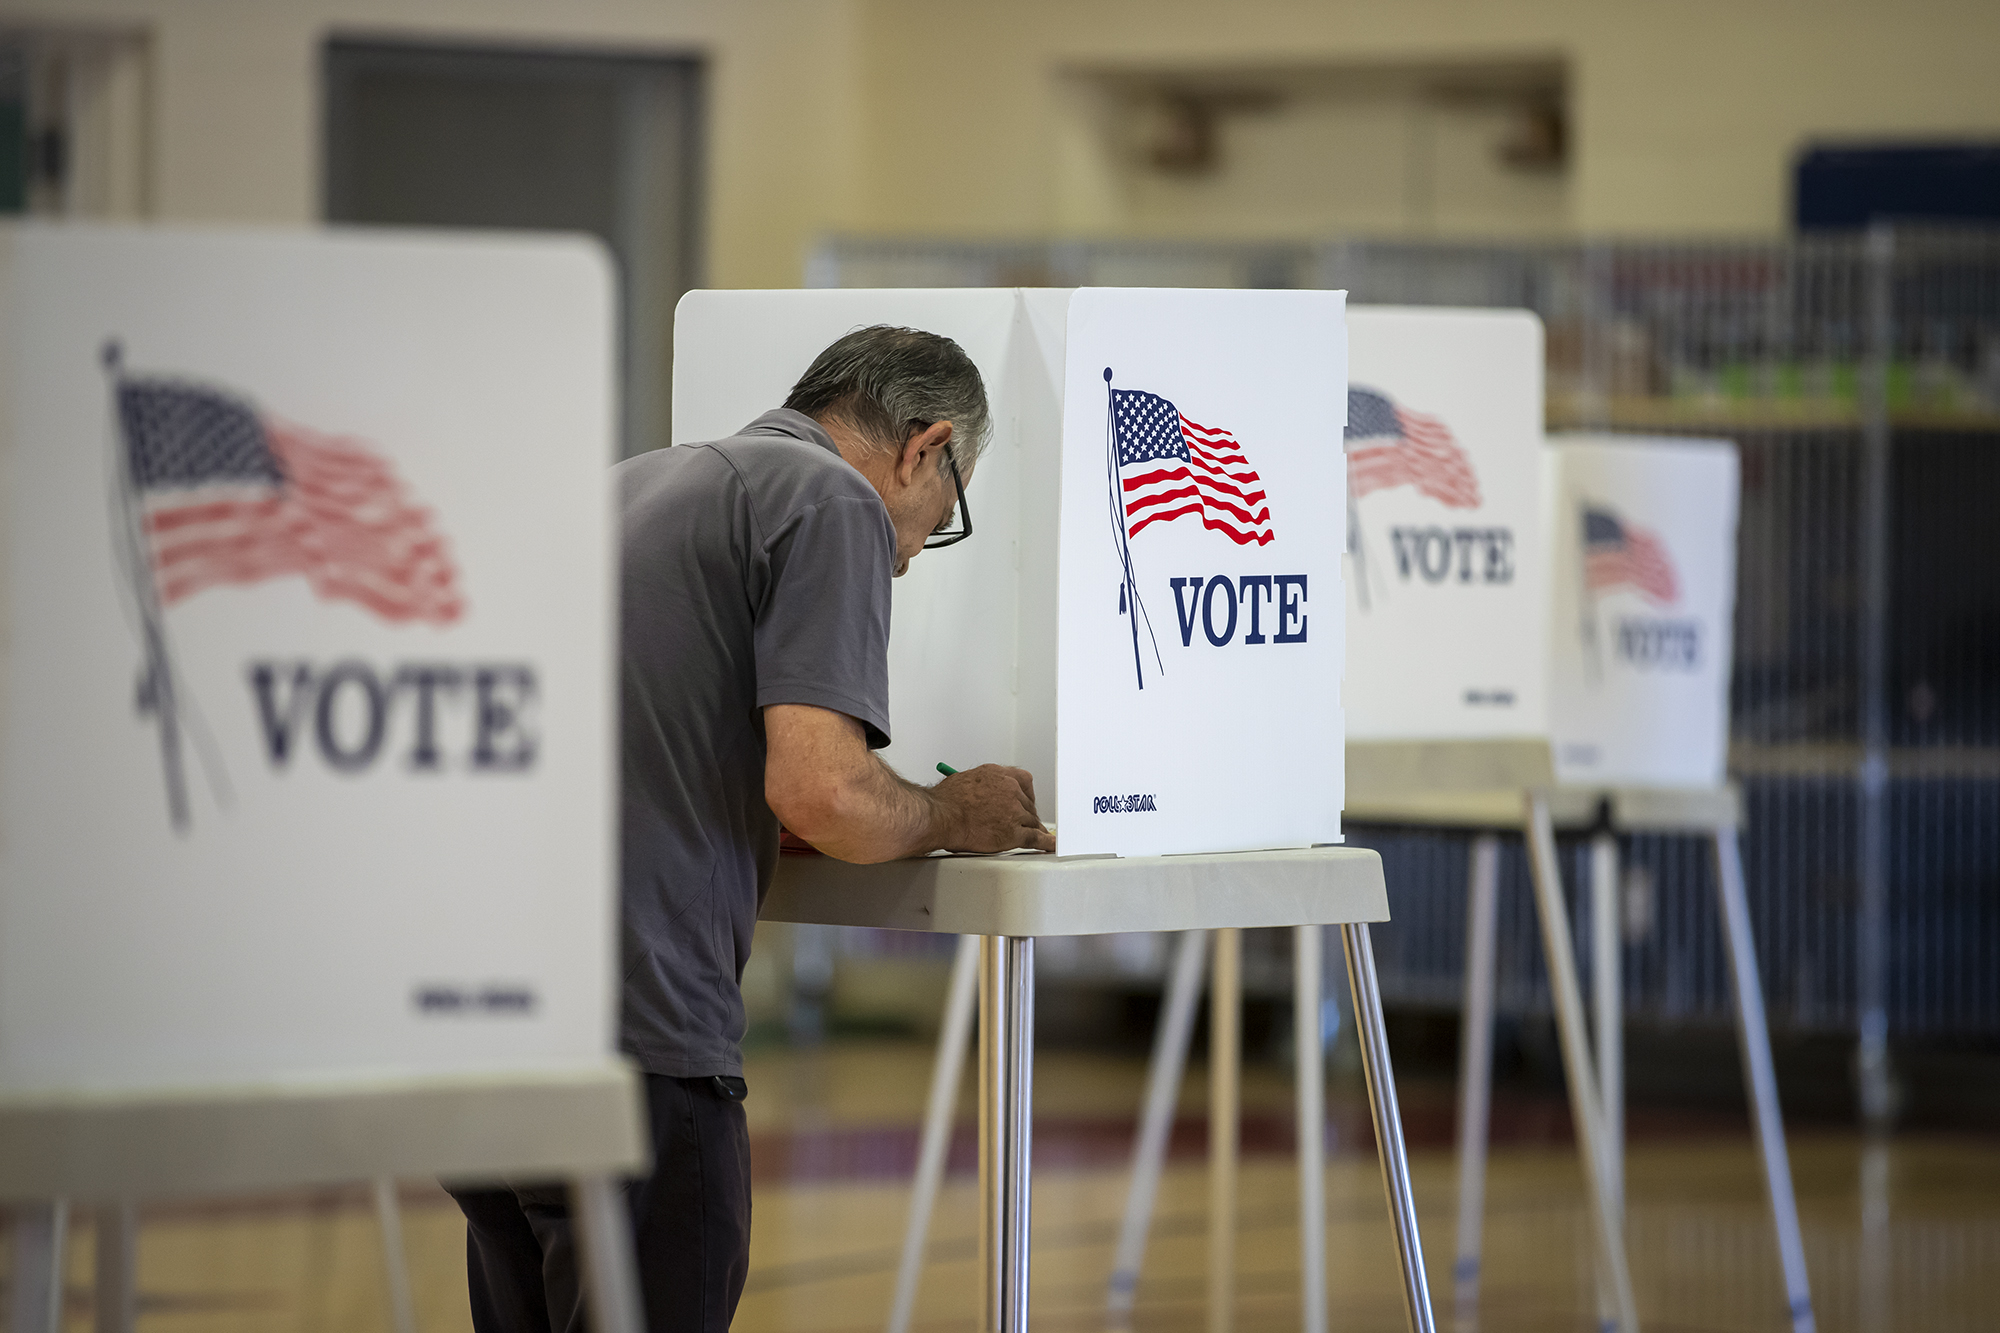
[936,762,959,776]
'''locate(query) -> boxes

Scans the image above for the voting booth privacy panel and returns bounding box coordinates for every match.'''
[0,225,620,1097]
[1339,310,1739,795]
[673,288,1347,858]
[1341,307,1550,752]
[1546,435,1740,790]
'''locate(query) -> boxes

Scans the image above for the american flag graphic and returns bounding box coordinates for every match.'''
[116,377,463,624]
[1112,389,1275,546]
[1582,506,1678,605]
[1344,387,1481,509]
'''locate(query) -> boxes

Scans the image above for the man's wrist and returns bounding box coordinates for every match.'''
[915,780,957,855]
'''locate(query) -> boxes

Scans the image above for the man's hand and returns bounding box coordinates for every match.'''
[932,764,1052,854]
[765,704,1054,862]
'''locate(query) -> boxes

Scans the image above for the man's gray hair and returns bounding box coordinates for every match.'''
[783,325,993,467]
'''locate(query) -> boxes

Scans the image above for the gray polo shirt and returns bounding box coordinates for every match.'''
[614,409,896,1077]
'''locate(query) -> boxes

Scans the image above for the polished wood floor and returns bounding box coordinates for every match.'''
[10,1038,1998,1332]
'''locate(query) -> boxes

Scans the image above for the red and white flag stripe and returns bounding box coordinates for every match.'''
[1348,405,1482,509]
[143,420,463,624]
[1586,529,1678,605]
[1124,414,1275,546]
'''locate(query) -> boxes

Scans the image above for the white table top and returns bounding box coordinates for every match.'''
[1344,738,1740,832]
[1342,784,1741,832]
[0,1064,647,1202]
[762,846,1387,937]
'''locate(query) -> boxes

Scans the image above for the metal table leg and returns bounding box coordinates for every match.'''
[1294,924,1328,1333]
[890,933,981,1333]
[1340,923,1438,1333]
[1209,927,1242,1333]
[95,1199,138,1333]
[572,1175,645,1333]
[1590,832,1624,1218]
[1712,826,1817,1333]
[374,1178,420,1333]
[1108,929,1209,1322]
[1452,833,1501,1331]
[1523,794,1640,1333]
[1589,832,1625,1333]
[9,1199,69,1333]
[979,935,1034,1333]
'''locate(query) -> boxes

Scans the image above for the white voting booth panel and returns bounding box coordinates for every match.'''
[0,226,623,1101]
[1546,435,1740,790]
[1343,307,1549,783]
[673,288,1347,857]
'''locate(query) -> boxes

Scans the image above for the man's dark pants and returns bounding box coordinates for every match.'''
[445,1072,751,1333]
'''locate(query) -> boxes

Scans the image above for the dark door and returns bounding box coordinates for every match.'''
[325,40,704,458]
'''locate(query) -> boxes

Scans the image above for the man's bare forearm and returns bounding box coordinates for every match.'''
[765,703,1051,860]
[765,704,954,860]
[794,751,955,862]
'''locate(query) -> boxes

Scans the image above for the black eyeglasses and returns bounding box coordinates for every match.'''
[923,442,972,549]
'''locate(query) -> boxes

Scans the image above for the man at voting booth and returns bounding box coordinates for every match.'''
[447,326,1054,1332]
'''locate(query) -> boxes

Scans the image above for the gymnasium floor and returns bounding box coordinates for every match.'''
[14,1038,1998,1332]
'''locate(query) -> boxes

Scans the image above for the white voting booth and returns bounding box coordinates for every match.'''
[1120,312,1812,1333]
[676,289,1438,1333]
[673,287,1347,854]
[0,226,646,1333]
[1547,437,1738,789]
[1537,436,1812,1333]
[1342,311,1808,1333]
[1343,308,1553,788]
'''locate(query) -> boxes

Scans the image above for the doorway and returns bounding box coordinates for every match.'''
[324,39,704,458]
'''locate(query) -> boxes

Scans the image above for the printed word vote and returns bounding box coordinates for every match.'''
[247,661,539,773]
[1389,527,1516,584]
[1168,575,1308,648]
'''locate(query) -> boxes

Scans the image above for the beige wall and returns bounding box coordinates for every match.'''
[6,0,2000,284]
[852,0,2000,241]
[2,0,867,287]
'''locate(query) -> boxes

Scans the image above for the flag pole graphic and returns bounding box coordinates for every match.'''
[104,340,192,832]
[1579,501,1603,682]
[1105,368,1148,690]
[1347,491,1372,612]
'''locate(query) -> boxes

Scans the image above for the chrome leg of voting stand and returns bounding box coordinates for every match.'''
[979,935,1035,1333]
[1293,924,1329,1333]
[373,1179,421,1333]
[1109,926,1342,1333]
[889,933,982,1333]
[1107,930,1210,1325]
[1455,803,1638,1332]
[5,1198,137,1333]
[1522,793,1641,1333]
[95,1200,139,1333]
[1451,835,1501,1332]
[1712,825,1817,1333]
[574,1174,646,1333]
[1111,921,1432,1333]
[1209,927,1241,1333]
[9,1199,70,1333]
[1341,921,1440,1333]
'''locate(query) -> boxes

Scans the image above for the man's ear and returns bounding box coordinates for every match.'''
[896,420,955,487]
